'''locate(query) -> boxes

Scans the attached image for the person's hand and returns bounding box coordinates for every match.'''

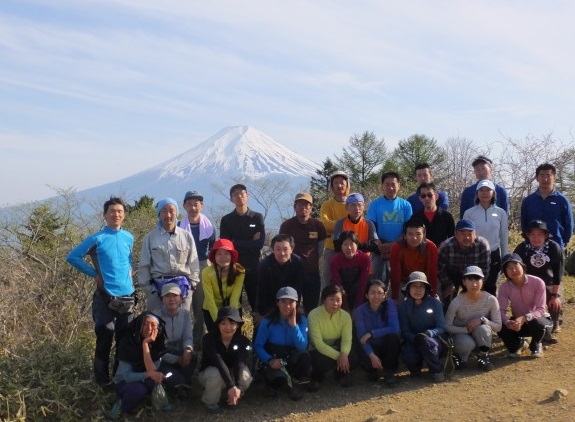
[506,319,521,332]
[380,242,392,259]
[337,353,350,373]
[549,296,561,312]
[268,358,283,370]
[253,231,261,241]
[146,370,165,384]
[368,353,383,370]
[143,325,158,344]
[179,349,193,367]
[359,332,372,345]
[287,309,297,328]
[227,386,241,405]
[466,318,481,333]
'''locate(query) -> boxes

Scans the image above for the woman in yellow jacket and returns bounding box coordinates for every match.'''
[202,239,245,332]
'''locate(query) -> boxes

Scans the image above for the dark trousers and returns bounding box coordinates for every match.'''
[498,316,552,352]
[302,272,321,315]
[484,249,501,295]
[310,346,359,381]
[545,287,563,323]
[359,333,401,374]
[244,269,258,312]
[92,290,133,385]
[159,355,198,389]
[115,378,155,414]
[401,335,445,374]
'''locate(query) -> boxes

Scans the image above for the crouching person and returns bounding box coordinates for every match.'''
[308,285,358,391]
[255,287,311,401]
[111,312,169,419]
[354,280,401,387]
[445,267,502,371]
[399,272,446,382]
[154,283,197,389]
[199,307,252,413]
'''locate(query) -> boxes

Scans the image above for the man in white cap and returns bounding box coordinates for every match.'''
[280,193,327,313]
[138,198,200,312]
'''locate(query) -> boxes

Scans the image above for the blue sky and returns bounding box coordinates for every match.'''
[2,0,574,205]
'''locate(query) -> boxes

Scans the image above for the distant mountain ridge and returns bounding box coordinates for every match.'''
[73,126,321,229]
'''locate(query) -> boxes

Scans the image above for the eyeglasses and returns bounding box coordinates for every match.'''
[419,193,434,199]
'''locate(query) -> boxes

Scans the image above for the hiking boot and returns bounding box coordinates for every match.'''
[543,331,559,344]
[339,373,353,388]
[552,320,562,333]
[506,351,521,358]
[288,385,304,401]
[432,372,445,382]
[531,344,544,358]
[383,374,398,388]
[452,354,467,370]
[204,403,222,414]
[477,352,494,372]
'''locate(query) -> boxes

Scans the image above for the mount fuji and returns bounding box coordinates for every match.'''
[75,126,321,229]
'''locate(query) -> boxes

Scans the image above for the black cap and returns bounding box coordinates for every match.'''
[184,190,203,202]
[472,156,493,167]
[215,306,243,324]
[229,184,247,197]
[526,220,550,234]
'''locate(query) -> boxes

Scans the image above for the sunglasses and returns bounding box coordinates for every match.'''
[419,193,434,199]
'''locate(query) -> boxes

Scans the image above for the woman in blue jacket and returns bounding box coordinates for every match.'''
[254,286,310,401]
[399,271,446,382]
[354,280,400,387]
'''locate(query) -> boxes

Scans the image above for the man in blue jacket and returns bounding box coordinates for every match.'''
[67,197,136,389]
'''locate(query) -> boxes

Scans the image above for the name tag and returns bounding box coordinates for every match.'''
[309,232,318,239]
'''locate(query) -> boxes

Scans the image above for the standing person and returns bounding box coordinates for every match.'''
[178,190,216,350]
[307,285,358,391]
[256,234,305,319]
[399,272,446,382]
[367,171,413,284]
[497,253,551,358]
[254,287,311,401]
[280,193,327,314]
[333,193,379,255]
[520,163,573,250]
[514,220,564,342]
[202,239,245,332]
[110,312,169,419]
[445,267,502,372]
[460,155,509,218]
[353,280,401,386]
[320,171,350,289]
[438,219,490,311]
[154,284,197,390]
[389,218,439,302]
[219,184,265,313]
[412,182,455,247]
[330,231,371,311]
[407,163,449,214]
[463,179,509,295]
[66,197,136,390]
[199,307,253,414]
[138,198,200,312]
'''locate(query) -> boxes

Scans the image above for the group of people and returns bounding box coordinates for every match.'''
[65,156,573,418]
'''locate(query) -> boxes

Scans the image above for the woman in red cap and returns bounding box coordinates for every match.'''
[202,239,245,332]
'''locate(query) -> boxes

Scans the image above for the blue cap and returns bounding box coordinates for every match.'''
[345,193,365,204]
[455,219,476,231]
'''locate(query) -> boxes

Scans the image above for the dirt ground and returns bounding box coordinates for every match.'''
[131,295,575,422]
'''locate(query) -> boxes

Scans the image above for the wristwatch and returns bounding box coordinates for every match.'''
[525,313,533,322]
[480,316,487,325]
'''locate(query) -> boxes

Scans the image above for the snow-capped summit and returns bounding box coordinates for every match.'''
[153,125,319,179]
[74,126,321,229]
